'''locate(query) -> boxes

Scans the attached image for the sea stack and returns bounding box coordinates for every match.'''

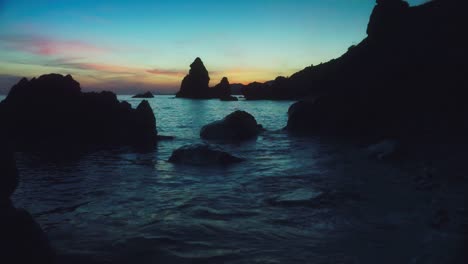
[176,57,211,99]
[214,77,238,101]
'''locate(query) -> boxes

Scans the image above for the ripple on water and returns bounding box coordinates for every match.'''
[13,96,343,262]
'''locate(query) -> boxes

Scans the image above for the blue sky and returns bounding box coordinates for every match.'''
[0,0,428,94]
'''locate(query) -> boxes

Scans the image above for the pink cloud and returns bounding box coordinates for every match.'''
[0,34,107,56]
[146,69,187,77]
[46,58,141,75]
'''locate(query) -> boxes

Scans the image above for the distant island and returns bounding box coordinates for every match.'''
[132,91,154,98]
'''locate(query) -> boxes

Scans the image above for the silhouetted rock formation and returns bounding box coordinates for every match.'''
[176,58,211,99]
[285,0,468,139]
[242,82,273,100]
[132,91,154,98]
[0,146,55,263]
[200,111,263,140]
[0,74,158,150]
[169,144,244,166]
[367,0,409,39]
[230,83,244,95]
[212,77,230,98]
[212,77,238,101]
[176,58,238,100]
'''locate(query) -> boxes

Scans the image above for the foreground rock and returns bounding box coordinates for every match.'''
[1,146,55,263]
[176,58,211,99]
[0,74,158,150]
[268,0,468,140]
[132,91,154,98]
[169,144,244,166]
[200,111,263,140]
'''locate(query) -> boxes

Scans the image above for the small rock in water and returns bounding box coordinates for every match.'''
[200,110,263,141]
[132,91,154,98]
[168,143,244,166]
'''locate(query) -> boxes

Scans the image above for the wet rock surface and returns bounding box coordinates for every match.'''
[200,111,263,141]
[168,143,244,166]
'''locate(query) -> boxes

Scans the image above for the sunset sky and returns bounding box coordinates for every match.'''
[0,0,427,94]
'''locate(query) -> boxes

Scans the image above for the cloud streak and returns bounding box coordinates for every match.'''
[146,69,186,77]
[0,33,107,56]
[49,58,140,75]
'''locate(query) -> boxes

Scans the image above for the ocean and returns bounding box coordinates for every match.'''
[4,95,464,263]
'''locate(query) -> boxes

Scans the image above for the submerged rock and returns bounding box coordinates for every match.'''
[168,143,244,166]
[132,91,154,98]
[0,74,158,150]
[200,111,263,141]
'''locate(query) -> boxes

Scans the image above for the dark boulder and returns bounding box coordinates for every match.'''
[176,58,211,99]
[0,74,158,150]
[200,111,263,140]
[1,146,55,263]
[132,91,154,98]
[168,143,244,166]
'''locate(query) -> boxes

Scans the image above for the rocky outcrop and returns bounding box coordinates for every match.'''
[176,58,238,100]
[230,83,244,95]
[0,146,55,263]
[285,0,468,139]
[200,111,263,141]
[367,0,410,39]
[132,91,154,98]
[241,81,273,100]
[242,77,300,100]
[0,74,158,150]
[176,58,211,99]
[212,77,238,101]
[212,77,230,98]
[168,144,244,166]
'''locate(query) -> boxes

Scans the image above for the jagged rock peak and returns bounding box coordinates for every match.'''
[189,57,209,79]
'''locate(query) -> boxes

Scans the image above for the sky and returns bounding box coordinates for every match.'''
[0,0,428,94]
